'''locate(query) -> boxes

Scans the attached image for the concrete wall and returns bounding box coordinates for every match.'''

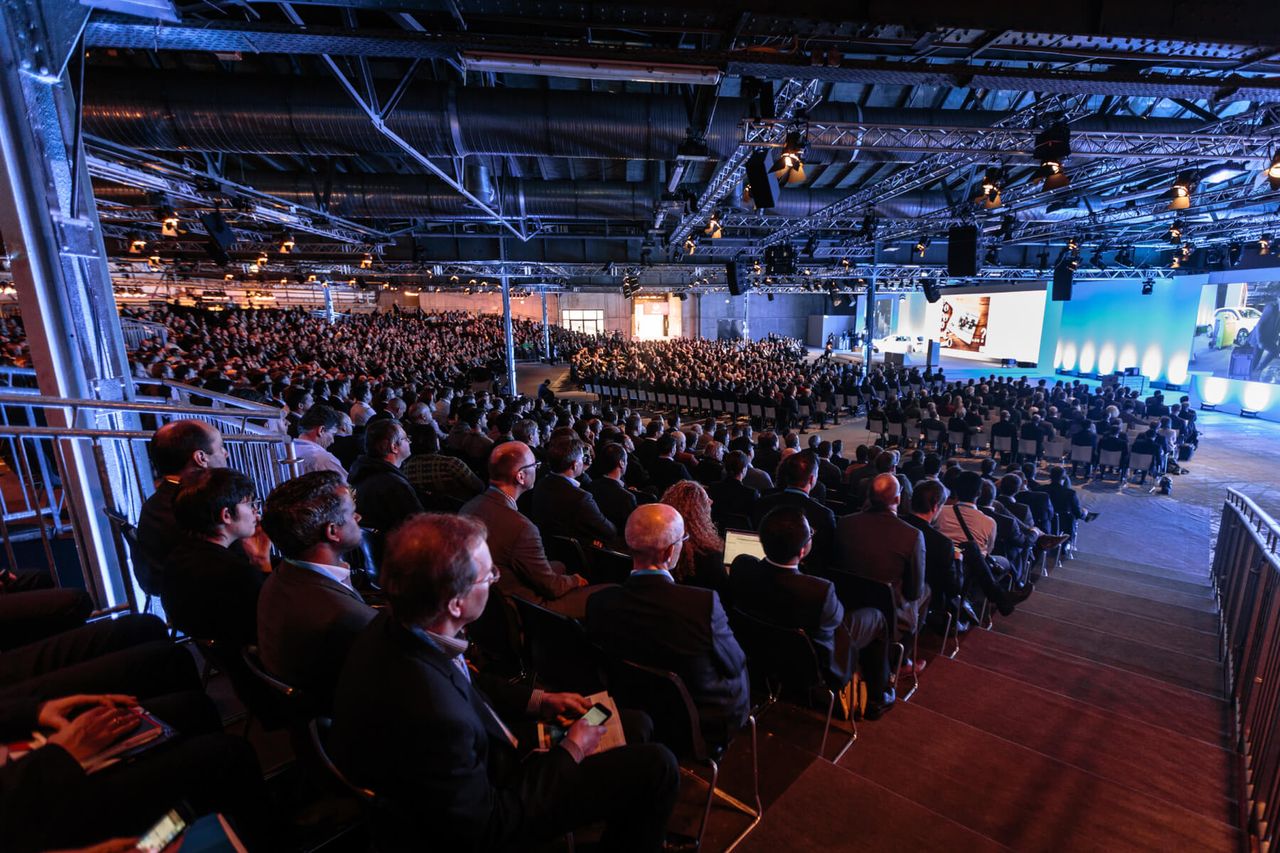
[696,292,828,341]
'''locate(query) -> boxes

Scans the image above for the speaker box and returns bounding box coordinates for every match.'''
[764,243,796,276]
[744,150,779,209]
[199,210,236,266]
[946,225,979,277]
[922,279,942,303]
[1052,263,1074,301]
[726,261,749,296]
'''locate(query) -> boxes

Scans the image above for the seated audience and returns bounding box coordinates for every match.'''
[402,427,486,506]
[292,404,347,477]
[661,481,726,593]
[706,450,760,529]
[0,569,92,651]
[649,433,692,495]
[348,418,423,543]
[583,441,639,533]
[752,452,835,572]
[527,435,617,547]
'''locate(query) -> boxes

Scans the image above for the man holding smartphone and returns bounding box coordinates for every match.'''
[330,513,679,853]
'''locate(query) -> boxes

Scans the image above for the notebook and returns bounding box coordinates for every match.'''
[722,529,765,570]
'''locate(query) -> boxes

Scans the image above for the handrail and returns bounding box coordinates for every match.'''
[0,392,279,420]
[144,379,283,414]
[1225,488,1280,552]
[0,423,290,442]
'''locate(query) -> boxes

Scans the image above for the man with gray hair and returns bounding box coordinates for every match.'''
[586,504,749,747]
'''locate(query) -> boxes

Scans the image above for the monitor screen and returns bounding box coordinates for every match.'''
[722,529,765,569]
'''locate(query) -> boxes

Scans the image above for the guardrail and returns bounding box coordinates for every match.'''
[1214,488,1280,849]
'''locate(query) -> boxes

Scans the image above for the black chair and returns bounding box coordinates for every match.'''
[728,607,855,761]
[545,535,590,578]
[466,587,527,679]
[604,657,760,852]
[102,506,156,614]
[511,596,604,694]
[195,638,292,733]
[309,717,377,804]
[716,513,753,534]
[826,571,914,701]
[583,546,633,585]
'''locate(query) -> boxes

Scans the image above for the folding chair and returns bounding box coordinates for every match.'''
[1018,438,1039,463]
[827,571,915,701]
[948,431,968,456]
[467,587,527,678]
[992,435,1013,458]
[1097,449,1123,480]
[583,545,634,585]
[924,428,944,452]
[511,597,605,694]
[604,658,760,852]
[545,535,590,577]
[1128,452,1155,484]
[102,506,157,614]
[1043,438,1067,463]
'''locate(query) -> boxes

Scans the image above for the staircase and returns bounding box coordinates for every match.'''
[726,541,1240,852]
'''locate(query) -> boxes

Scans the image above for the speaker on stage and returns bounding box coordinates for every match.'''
[1052,262,1074,301]
[744,150,779,209]
[946,225,979,277]
[922,278,942,303]
[726,261,749,296]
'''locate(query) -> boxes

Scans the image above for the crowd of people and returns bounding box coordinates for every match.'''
[0,307,1213,851]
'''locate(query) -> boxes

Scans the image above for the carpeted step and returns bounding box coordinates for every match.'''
[837,702,1239,852]
[1015,591,1219,661]
[736,760,1008,853]
[1034,574,1219,628]
[1058,556,1213,595]
[912,657,1236,823]
[1067,549,1212,584]
[989,609,1222,693]
[949,628,1229,743]
[1044,564,1217,609]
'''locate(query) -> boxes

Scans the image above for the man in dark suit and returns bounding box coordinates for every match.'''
[258,471,376,706]
[648,432,692,496]
[586,504,749,747]
[527,435,618,547]
[584,442,639,534]
[692,441,726,486]
[752,432,781,486]
[730,506,893,717]
[1015,464,1055,531]
[751,451,835,572]
[834,474,929,637]
[163,468,270,647]
[462,442,597,619]
[348,419,424,546]
[706,450,759,528]
[330,514,679,853]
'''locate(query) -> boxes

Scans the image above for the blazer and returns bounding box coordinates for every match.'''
[461,488,580,603]
[586,573,748,747]
[649,457,692,496]
[752,489,836,572]
[348,456,425,540]
[256,559,375,706]
[995,495,1036,528]
[1015,488,1054,531]
[583,476,638,534]
[330,613,555,852]
[902,513,962,599]
[528,473,617,545]
[161,537,264,646]
[728,556,852,687]
[705,478,759,526]
[692,459,725,487]
[834,509,928,633]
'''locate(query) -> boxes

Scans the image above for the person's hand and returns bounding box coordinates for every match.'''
[37,694,136,731]
[242,525,274,572]
[540,692,592,719]
[562,715,605,758]
[47,705,138,763]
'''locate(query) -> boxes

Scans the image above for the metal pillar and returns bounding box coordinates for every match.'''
[0,0,135,608]
[322,283,335,321]
[863,241,879,369]
[541,290,550,361]
[500,280,517,394]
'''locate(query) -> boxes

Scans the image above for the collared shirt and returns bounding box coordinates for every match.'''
[287,558,356,593]
[763,558,800,573]
[292,438,347,477]
[934,501,996,555]
[631,568,674,581]
[553,472,581,489]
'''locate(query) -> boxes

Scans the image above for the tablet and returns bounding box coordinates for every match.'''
[722,529,765,570]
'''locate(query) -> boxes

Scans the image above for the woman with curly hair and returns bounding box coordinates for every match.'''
[661,480,726,593]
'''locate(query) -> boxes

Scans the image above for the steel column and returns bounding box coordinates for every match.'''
[541,290,550,362]
[864,242,879,370]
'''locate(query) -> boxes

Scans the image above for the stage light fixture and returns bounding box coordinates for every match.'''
[684,236,697,256]
[1067,236,1079,254]
[985,246,1000,266]
[1036,250,1049,272]
[128,234,147,254]
[160,209,180,238]
[280,234,295,254]
[914,236,931,258]
[255,251,269,267]
[752,259,763,275]
[771,129,807,188]
[703,212,723,239]
[1115,245,1135,266]
[1266,150,1280,190]
[1228,242,1243,267]
[360,253,374,269]
[1089,249,1106,270]
[1167,220,1185,244]
[974,167,1003,209]
[860,213,878,239]
[767,292,775,302]
[147,253,162,270]
[1261,235,1272,256]
[1141,280,1154,295]
[1168,172,1196,210]
[1032,121,1071,190]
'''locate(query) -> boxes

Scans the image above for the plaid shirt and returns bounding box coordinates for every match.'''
[403,453,483,499]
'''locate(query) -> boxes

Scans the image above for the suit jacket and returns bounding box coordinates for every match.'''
[692,459,725,487]
[583,476,638,534]
[649,457,692,496]
[256,559,375,706]
[348,456,425,540]
[461,488,580,603]
[162,537,264,646]
[753,489,836,571]
[135,478,181,594]
[705,478,759,526]
[330,613,553,852]
[586,573,748,746]
[728,556,851,686]
[1015,488,1054,531]
[902,513,961,599]
[995,494,1035,528]
[528,473,617,545]
[834,509,927,633]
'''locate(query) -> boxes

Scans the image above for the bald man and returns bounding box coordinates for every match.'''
[586,505,749,747]
[461,442,599,618]
[834,473,930,638]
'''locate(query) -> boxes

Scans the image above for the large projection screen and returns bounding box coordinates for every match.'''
[1190,281,1280,384]
[924,290,1046,363]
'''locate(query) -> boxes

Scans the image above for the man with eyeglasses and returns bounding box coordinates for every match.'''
[292,404,347,478]
[349,418,424,554]
[331,514,679,853]
[461,442,597,618]
[162,468,271,647]
[586,504,749,748]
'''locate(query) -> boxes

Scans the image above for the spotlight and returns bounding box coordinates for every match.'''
[128,234,147,254]
[974,166,1003,209]
[256,251,269,267]
[1141,280,1154,296]
[1261,235,1272,256]
[360,253,374,269]
[1168,172,1196,211]
[1167,220,1185,244]
[703,212,723,239]
[280,233,295,254]
[984,246,1000,266]
[859,212,878,240]
[147,253,162,270]
[1267,150,1280,190]
[751,259,763,275]
[1228,242,1243,267]
[914,236,931,258]
[684,236,698,256]
[766,292,775,302]
[1032,121,1071,190]
[1067,236,1079,254]
[1089,249,1106,270]
[1115,245,1136,266]
[160,209,180,238]
[770,129,807,187]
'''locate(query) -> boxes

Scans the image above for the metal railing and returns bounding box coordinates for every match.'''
[1214,488,1280,850]
[0,386,297,614]
[119,317,168,348]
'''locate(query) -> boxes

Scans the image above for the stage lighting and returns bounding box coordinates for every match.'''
[766,292,774,302]
[860,213,878,239]
[914,236,931,258]
[683,236,697,256]
[160,209,180,238]
[703,212,723,239]
[771,129,807,188]
[974,167,1003,209]
[1141,280,1154,295]
[1228,242,1243,266]
[984,246,1000,266]
[279,234,295,254]
[1168,173,1196,210]
[1167,220,1185,244]
[1115,245,1135,266]
[1089,249,1106,270]
[360,253,374,269]
[1032,121,1071,190]
[1261,235,1272,256]
[1067,236,1079,253]
[1036,250,1049,272]
[256,251,269,267]
[128,233,147,254]
[1266,150,1280,190]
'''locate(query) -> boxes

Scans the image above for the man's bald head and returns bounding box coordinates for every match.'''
[868,472,901,511]
[625,503,685,569]
[489,440,536,492]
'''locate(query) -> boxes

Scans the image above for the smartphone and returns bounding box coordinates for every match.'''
[135,808,188,852]
[582,703,613,727]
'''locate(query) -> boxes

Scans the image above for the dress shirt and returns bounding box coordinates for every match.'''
[293,438,347,477]
[288,558,355,592]
[934,501,997,555]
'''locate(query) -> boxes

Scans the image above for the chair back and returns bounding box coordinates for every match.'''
[827,570,899,643]
[1070,445,1094,463]
[240,645,318,721]
[717,512,753,533]
[1018,439,1039,456]
[948,431,966,447]
[728,607,827,696]
[605,657,709,760]
[511,597,605,694]
[1098,449,1122,467]
[308,718,377,803]
[925,428,943,443]
[466,586,527,677]
[197,639,292,730]
[993,435,1013,452]
[1043,439,1067,460]
[584,546,634,585]
[103,506,159,597]
[1130,452,1154,472]
[545,535,589,577]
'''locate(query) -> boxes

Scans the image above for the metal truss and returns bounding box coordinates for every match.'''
[758,93,1092,249]
[667,79,824,248]
[742,118,1279,164]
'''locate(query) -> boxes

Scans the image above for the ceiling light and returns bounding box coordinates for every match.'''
[1032,121,1071,190]
[771,129,807,188]
[974,167,1003,209]
[684,236,697,256]
[256,251,269,267]
[1167,220,1185,244]
[703,212,723,239]
[147,253,162,270]
[1089,249,1106,269]
[360,253,373,269]
[280,234,295,254]
[1171,255,1181,269]
[914,236,931,258]
[1168,172,1196,210]
[1261,235,1272,256]
[128,234,147,254]
[160,209,180,238]
[1203,162,1247,185]
[461,52,721,85]
[1142,280,1155,295]
[1228,242,1243,266]
[1266,151,1280,190]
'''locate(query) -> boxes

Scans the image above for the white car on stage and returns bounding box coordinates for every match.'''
[872,334,926,355]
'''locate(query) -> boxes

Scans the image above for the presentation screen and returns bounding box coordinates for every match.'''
[1190,281,1280,384]
[924,290,1046,363]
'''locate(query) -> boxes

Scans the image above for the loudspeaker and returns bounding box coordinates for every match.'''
[1052,263,1074,301]
[764,243,796,276]
[726,261,749,296]
[922,279,942,303]
[199,210,236,266]
[946,225,979,277]
[744,150,779,209]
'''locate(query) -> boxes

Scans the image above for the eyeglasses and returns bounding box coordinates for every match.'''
[245,498,263,513]
[518,461,541,473]
[471,566,501,588]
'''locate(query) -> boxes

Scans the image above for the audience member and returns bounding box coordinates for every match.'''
[348,418,423,544]
[292,404,346,477]
[583,441,639,533]
[527,435,617,547]
[752,452,835,572]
